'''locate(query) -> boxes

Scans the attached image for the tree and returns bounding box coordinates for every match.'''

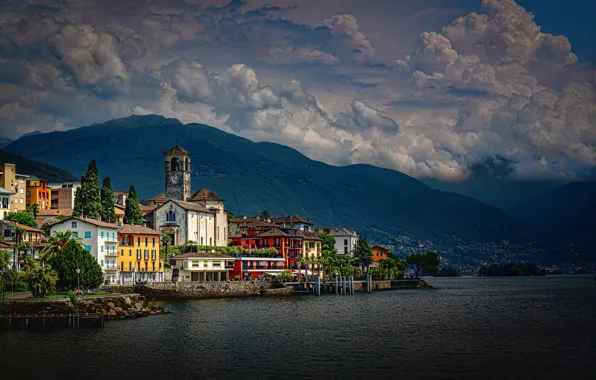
[162,235,173,260]
[100,177,116,223]
[48,239,104,289]
[73,160,102,219]
[406,252,440,278]
[319,233,337,278]
[41,230,83,265]
[20,259,57,297]
[353,237,373,273]
[379,258,397,279]
[5,211,37,228]
[259,209,271,219]
[124,185,143,225]
[29,203,40,220]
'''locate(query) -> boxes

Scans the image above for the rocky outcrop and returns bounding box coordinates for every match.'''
[8,295,168,319]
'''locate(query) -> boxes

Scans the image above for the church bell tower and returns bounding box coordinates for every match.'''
[164,145,191,201]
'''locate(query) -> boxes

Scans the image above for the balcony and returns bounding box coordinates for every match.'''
[105,237,119,244]
[104,265,119,271]
[105,251,119,257]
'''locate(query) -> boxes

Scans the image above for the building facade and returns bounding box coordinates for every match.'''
[49,181,80,210]
[49,217,121,284]
[26,177,51,210]
[371,246,389,264]
[170,252,234,281]
[313,227,359,256]
[153,200,217,246]
[164,145,191,202]
[118,224,164,284]
[0,187,15,220]
[0,163,28,212]
[271,215,314,231]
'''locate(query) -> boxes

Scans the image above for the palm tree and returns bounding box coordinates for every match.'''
[41,230,82,265]
[29,203,40,220]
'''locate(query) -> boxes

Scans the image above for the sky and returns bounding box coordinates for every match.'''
[0,0,595,182]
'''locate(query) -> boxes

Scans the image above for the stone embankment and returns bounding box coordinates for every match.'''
[106,281,291,300]
[8,295,168,320]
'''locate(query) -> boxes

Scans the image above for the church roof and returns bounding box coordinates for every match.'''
[189,188,223,202]
[170,200,214,214]
[149,193,166,202]
[163,145,191,156]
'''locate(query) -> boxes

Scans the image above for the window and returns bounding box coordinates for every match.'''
[159,262,162,269]
[152,238,155,247]
[217,227,220,240]
[344,247,348,255]
[167,209,176,222]
[145,237,148,246]
[19,188,24,194]
[200,237,203,245]
[137,262,140,271]
[309,242,315,249]
[84,231,91,238]
[72,221,77,228]
[344,239,348,246]
[192,260,199,268]
[121,249,124,256]
[213,261,221,267]
[144,250,148,260]
[20,199,23,204]
[73,232,79,238]
[137,237,141,246]
[85,245,91,252]
[100,231,104,238]
[27,191,30,197]
[100,260,104,267]
[121,262,124,271]
[137,249,141,260]
[209,238,212,246]
[203,262,208,268]
[144,263,148,271]
[101,246,104,252]
[151,250,156,260]
[129,262,132,271]
[152,262,155,272]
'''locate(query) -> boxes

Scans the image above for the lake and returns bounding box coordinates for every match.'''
[1,276,595,380]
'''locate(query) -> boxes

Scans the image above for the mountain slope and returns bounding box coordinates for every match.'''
[4,115,538,260]
[0,138,13,148]
[511,182,596,258]
[0,149,76,183]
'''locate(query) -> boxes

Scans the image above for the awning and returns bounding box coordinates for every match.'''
[292,270,313,275]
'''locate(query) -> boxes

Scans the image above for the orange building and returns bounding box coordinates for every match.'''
[26,177,52,210]
[371,246,389,262]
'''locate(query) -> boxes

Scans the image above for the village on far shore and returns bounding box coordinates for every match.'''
[1,144,415,289]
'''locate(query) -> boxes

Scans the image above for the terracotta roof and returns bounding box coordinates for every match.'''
[0,241,12,248]
[189,188,223,202]
[119,224,161,235]
[113,190,128,195]
[37,217,59,228]
[371,245,389,252]
[140,204,157,213]
[170,200,213,214]
[296,230,322,240]
[271,215,314,225]
[171,251,233,259]
[230,218,278,229]
[37,208,73,217]
[2,221,42,233]
[163,145,191,156]
[50,217,121,230]
[149,193,166,202]
[257,229,294,238]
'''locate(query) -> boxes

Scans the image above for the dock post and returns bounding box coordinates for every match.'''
[335,277,338,294]
[315,275,320,296]
[351,276,354,294]
[342,276,346,295]
[367,274,372,293]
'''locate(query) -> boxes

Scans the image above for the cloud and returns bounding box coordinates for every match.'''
[0,0,594,183]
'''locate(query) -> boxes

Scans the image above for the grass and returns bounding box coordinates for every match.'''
[23,292,106,301]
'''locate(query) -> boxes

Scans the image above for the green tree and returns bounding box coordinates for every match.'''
[41,230,83,265]
[5,211,37,228]
[379,258,397,279]
[353,237,373,273]
[124,185,143,225]
[100,177,116,223]
[162,235,172,260]
[48,239,104,289]
[259,209,271,219]
[20,260,58,297]
[29,203,40,220]
[73,160,102,219]
[406,252,440,278]
[319,233,337,278]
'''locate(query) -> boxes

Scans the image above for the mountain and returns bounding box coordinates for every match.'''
[18,131,43,140]
[0,138,13,148]
[511,182,596,260]
[4,115,541,264]
[0,149,76,183]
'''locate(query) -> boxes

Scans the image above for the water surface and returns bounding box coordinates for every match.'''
[1,276,595,380]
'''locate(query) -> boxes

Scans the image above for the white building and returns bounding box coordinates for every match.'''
[313,227,359,256]
[150,144,228,247]
[0,187,15,220]
[49,217,121,284]
[170,252,235,282]
[153,200,217,246]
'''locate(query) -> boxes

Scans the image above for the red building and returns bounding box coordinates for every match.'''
[230,227,304,279]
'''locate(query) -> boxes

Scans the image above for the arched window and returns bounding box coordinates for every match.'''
[185,158,190,172]
[171,157,179,172]
[167,207,176,222]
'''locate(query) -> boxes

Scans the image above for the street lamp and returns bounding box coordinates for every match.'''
[76,268,81,294]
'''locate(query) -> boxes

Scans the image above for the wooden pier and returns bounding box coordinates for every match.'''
[286,276,421,296]
[0,313,104,329]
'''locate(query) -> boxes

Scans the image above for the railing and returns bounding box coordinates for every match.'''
[105,237,119,243]
[104,251,118,257]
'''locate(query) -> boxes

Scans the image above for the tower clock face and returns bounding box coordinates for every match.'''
[168,172,181,185]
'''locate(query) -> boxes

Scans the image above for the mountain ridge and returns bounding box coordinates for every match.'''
[4,114,542,264]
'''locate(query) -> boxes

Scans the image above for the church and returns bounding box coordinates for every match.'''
[151,145,228,247]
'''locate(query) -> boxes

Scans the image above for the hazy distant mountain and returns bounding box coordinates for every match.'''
[0,138,13,148]
[0,149,76,183]
[5,115,540,262]
[18,131,43,140]
[511,182,596,259]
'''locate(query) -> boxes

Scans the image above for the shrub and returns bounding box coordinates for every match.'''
[0,281,28,292]
[68,291,78,306]
[0,302,10,314]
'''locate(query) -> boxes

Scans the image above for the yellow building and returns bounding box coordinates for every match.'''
[0,163,28,212]
[118,224,164,284]
[298,230,323,277]
[26,176,52,210]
